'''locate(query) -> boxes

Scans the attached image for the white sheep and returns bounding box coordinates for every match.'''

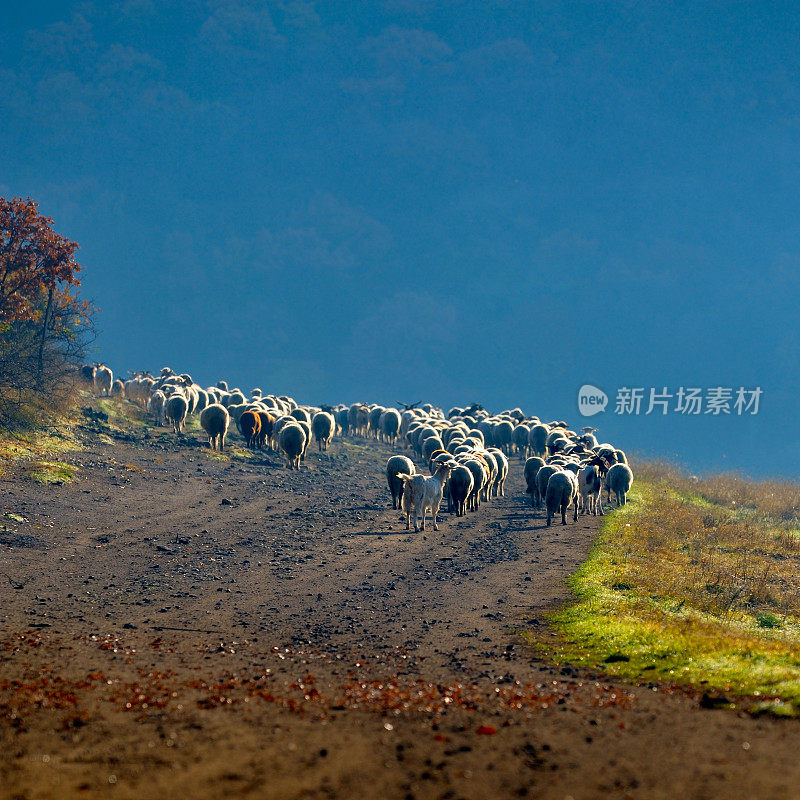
[148,390,167,426]
[93,364,113,397]
[546,470,579,526]
[396,461,455,532]
[606,463,634,506]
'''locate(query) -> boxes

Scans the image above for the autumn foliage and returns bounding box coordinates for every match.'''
[0,197,94,428]
[0,197,84,323]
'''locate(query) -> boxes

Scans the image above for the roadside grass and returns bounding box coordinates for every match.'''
[542,463,800,715]
[0,425,82,469]
[28,460,80,485]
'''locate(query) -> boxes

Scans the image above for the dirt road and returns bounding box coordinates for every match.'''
[2,414,800,799]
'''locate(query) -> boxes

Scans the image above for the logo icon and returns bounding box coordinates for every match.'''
[578,385,608,416]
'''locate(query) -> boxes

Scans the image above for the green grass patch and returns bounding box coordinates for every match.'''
[543,466,800,715]
[28,460,80,485]
[203,449,231,461]
[95,396,148,429]
[0,423,83,476]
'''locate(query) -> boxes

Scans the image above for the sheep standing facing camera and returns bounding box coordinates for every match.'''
[396,461,455,532]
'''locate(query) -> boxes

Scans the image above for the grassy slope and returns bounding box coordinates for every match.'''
[542,465,800,715]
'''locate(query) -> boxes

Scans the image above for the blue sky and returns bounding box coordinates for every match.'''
[2,1,798,475]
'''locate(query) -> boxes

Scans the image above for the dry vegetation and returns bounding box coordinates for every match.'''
[547,461,800,714]
[621,464,800,620]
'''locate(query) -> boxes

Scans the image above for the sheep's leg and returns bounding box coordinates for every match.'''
[433,502,440,531]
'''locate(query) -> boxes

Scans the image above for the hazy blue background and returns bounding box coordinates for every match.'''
[2,2,797,475]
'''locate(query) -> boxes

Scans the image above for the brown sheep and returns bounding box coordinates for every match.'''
[256,410,275,450]
[239,410,261,449]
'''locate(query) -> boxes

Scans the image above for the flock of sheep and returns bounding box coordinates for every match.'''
[383,402,633,529]
[80,364,634,529]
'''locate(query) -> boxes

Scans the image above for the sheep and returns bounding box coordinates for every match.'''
[492,420,514,454]
[290,407,311,425]
[396,461,455,532]
[297,419,312,461]
[279,423,307,470]
[606,463,634,506]
[165,393,189,434]
[369,406,385,438]
[256,410,275,449]
[311,411,335,451]
[528,424,549,457]
[545,428,566,451]
[536,464,560,507]
[421,435,445,465]
[578,457,607,516]
[148,390,167,426]
[228,390,246,406]
[336,407,350,436]
[512,424,530,458]
[379,408,402,444]
[427,448,449,473]
[110,378,125,398]
[579,427,599,449]
[447,464,474,517]
[93,364,113,397]
[524,456,545,508]
[386,455,415,509]
[193,387,209,413]
[239,410,261,449]
[476,420,494,447]
[80,364,96,385]
[487,448,509,497]
[200,403,230,451]
[475,450,495,485]
[461,457,488,512]
[546,470,579,526]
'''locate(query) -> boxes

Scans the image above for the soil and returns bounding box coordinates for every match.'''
[2,410,800,799]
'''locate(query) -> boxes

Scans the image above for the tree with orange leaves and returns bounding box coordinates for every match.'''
[0,197,94,427]
[0,197,83,323]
